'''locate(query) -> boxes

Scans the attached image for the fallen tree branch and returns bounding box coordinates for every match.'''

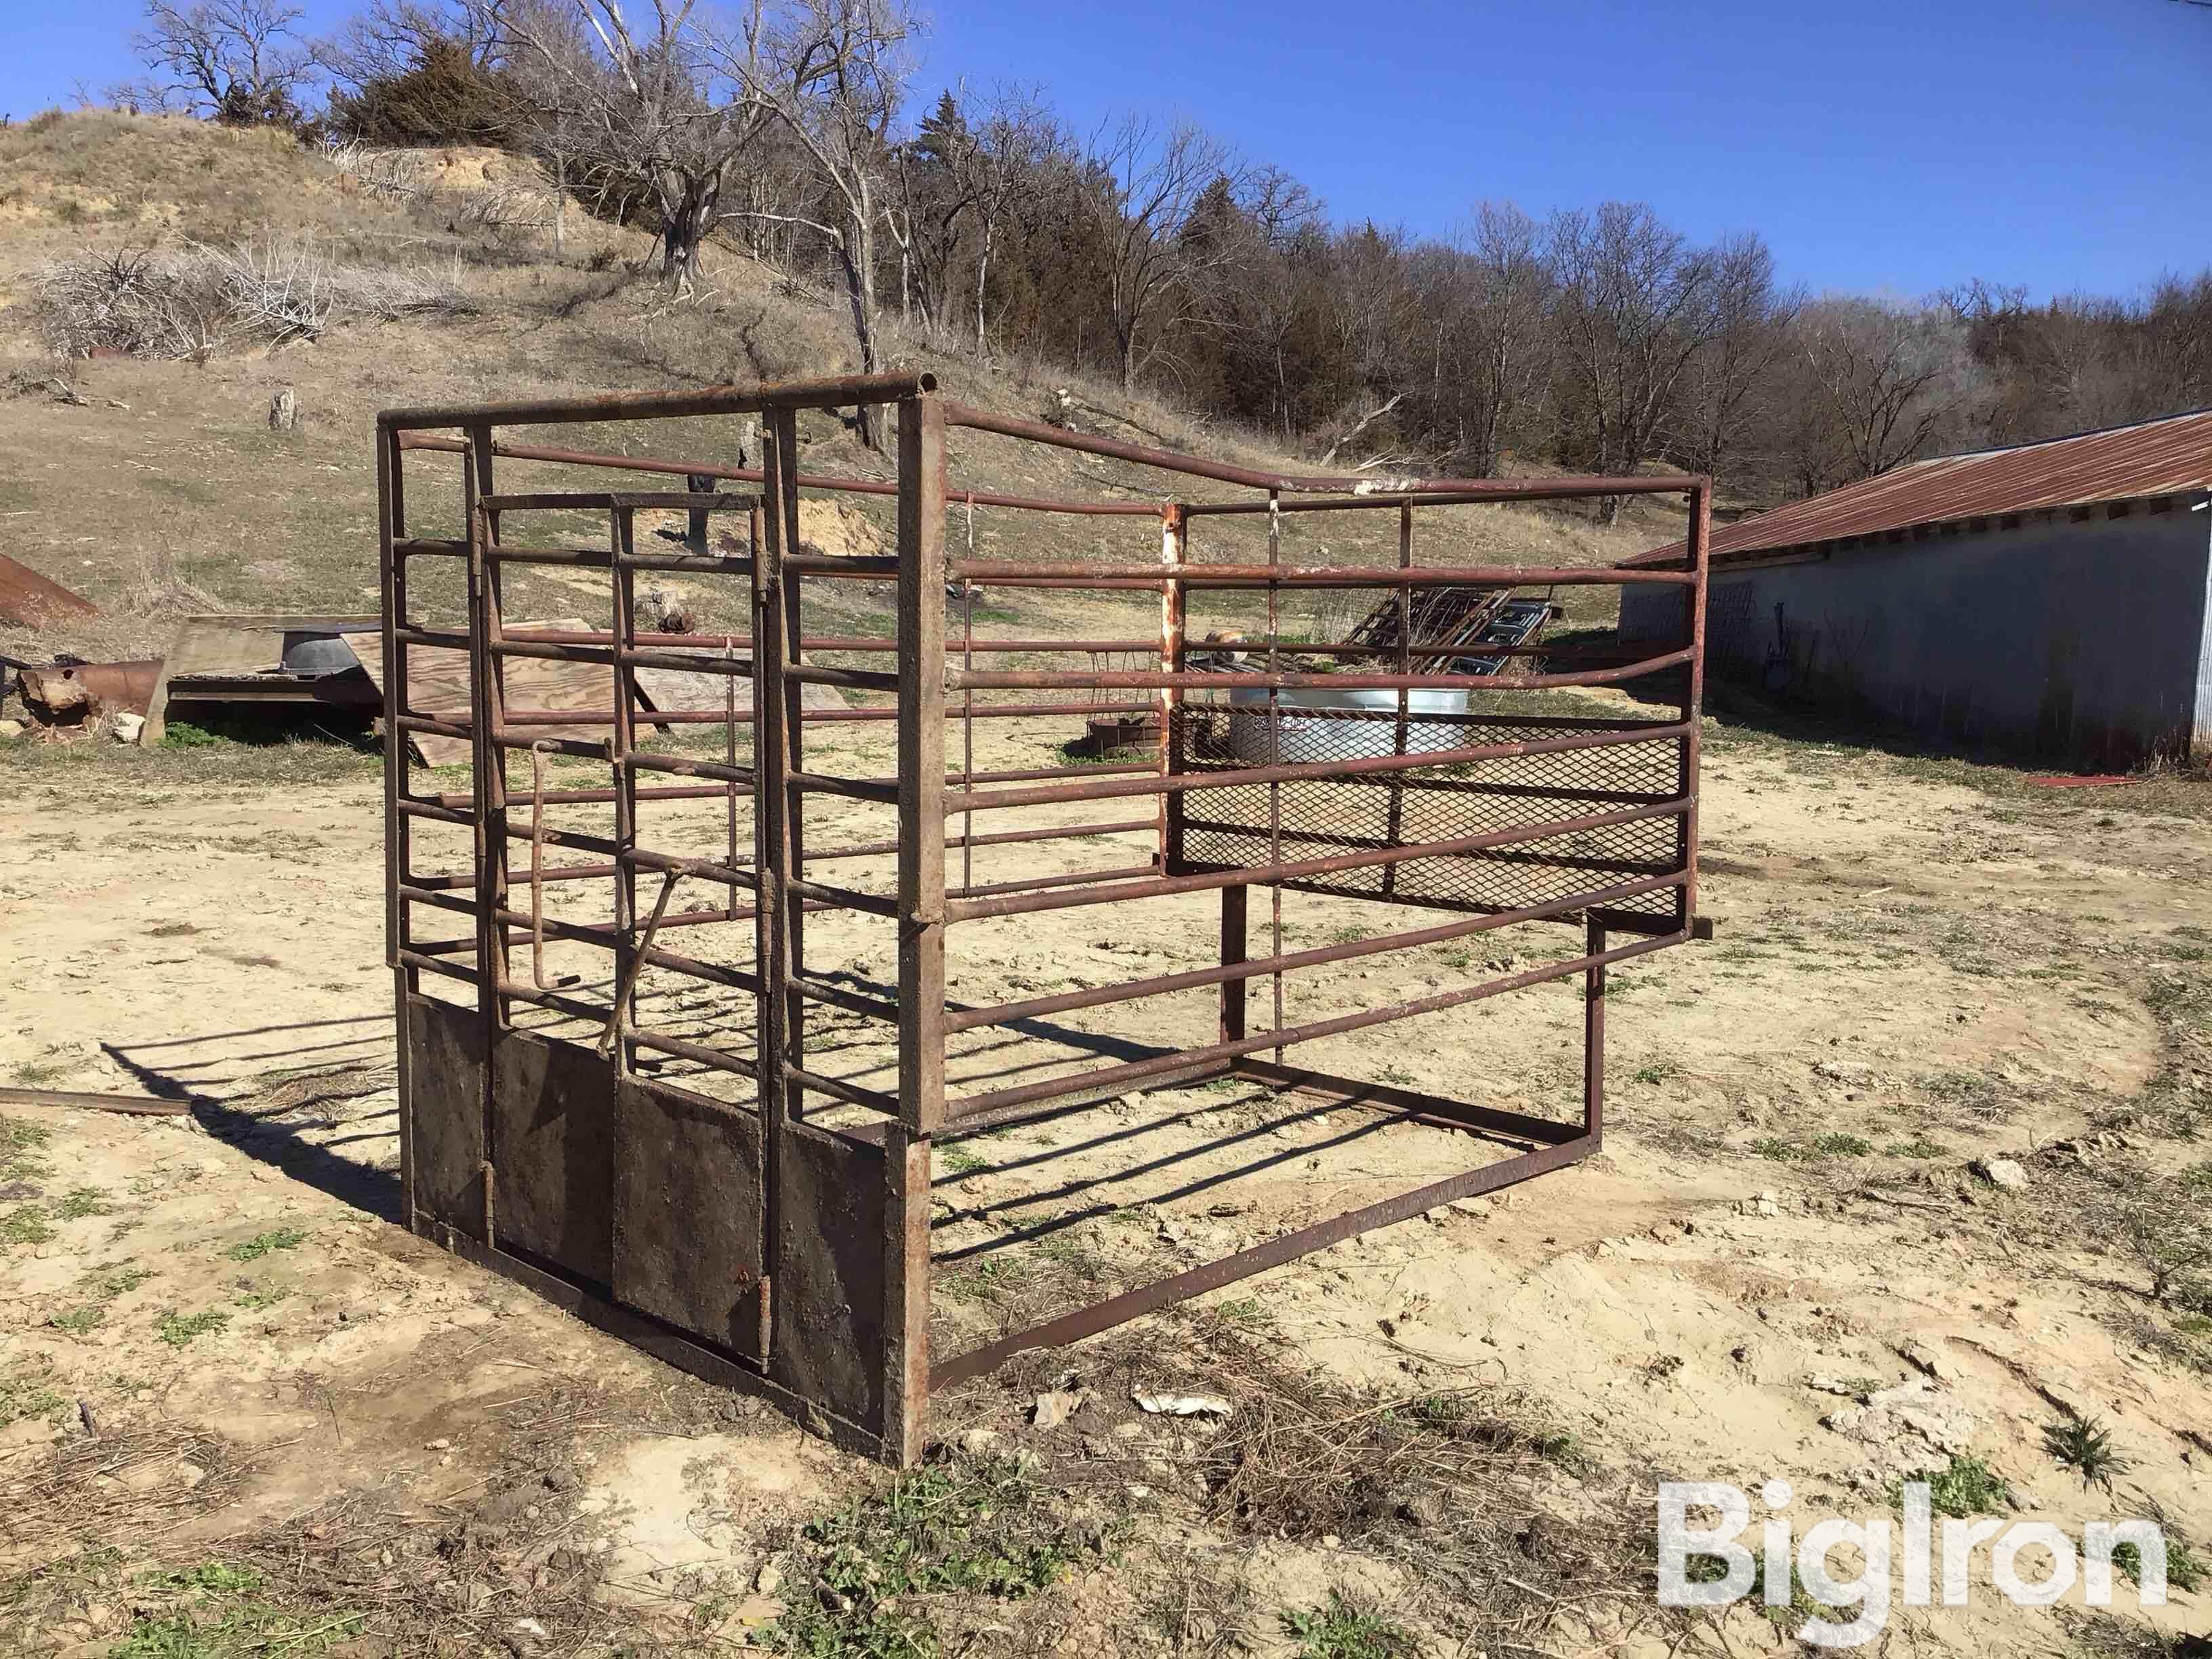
[1317,392,1405,467]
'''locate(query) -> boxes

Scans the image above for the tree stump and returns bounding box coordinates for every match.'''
[268,388,299,432]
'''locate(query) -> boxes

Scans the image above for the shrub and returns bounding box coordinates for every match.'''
[32,232,478,361]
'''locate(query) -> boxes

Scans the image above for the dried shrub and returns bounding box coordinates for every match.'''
[30,232,479,361]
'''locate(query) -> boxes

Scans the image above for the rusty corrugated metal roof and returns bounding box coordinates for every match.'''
[1632,407,2212,567]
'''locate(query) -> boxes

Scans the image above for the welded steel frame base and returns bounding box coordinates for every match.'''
[376,371,1708,1467]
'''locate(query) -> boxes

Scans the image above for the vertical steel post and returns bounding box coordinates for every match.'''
[1158,504,1185,874]
[755,426,796,1330]
[1681,480,1710,928]
[1381,501,1412,899]
[377,423,417,1233]
[611,507,640,1071]
[1218,883,1248,1044]
[773,415,808,1047]
[888,390,947,1463]
[1583,914,1606,1144]
[463,422,508,1246]
[1265,492,1284,1063]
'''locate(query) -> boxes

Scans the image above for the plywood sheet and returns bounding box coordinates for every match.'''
[346,619,611,766]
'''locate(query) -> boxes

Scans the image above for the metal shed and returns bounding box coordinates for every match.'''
[1621,409,2212,766]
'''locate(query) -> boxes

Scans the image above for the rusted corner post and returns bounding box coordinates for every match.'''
[1158,502,1186,874]
[1681,480,1711,925]
[1584,914,1606,1145]
[464,420,508,1247]
[377,421,417,1234]
[756,419,796,1378]
[888,389,947,1465]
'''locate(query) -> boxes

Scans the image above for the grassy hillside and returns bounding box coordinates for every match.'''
[0,112,1678,664]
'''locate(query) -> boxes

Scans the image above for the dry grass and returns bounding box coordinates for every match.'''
[953,1310,1671,1657]
[1,1378,769,1658]
[0,1422,245,1557]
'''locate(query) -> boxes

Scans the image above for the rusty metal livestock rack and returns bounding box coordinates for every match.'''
[375,371,1711,1464]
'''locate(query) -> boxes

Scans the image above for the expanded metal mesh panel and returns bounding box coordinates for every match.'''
[1169,705,1687,932]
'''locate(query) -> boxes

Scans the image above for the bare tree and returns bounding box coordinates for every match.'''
[1668,232,1797,482]
[1076,115,1245,391]
[318,0,497,92]
[724,0,915,444]
[115,0,321,125]
[1449,202,1554,476]
[889,85,1055,353]
[1778,298,1982,494]
[1547,201,1725,522]
[491,0,769,291]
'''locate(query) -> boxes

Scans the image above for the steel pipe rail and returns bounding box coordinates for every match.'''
[945,559,1696,588]
[945,797,1690,924]
[941,399,1703,501]
[941,870,1687,1033]
[945,720,1694,817]
[945,649,1694,693]
[945,928,1684,1122]
[379,370,936,431]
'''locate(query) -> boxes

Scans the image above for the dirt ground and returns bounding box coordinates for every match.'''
[4,682,2211,1658]
[3,108,2209,1659]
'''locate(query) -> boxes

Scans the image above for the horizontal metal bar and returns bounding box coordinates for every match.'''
[929,1132,1597,1387]
[947,796,1687,923]
[497,977,614,1027]
[941,869,1686,1033]
[502,819,621,859]
[782,554,902,577]
[482,546,618,569]
[636,941,759,994]
[949,862,1160,901]
[630,847,755,886]
[398,796,474,827]
[788,770,900,804]
[398,884,479,920]
[493,636,615,665]
[619,645,747,676]
[479,627,1092,653]
[396,949,480,987]
[788,876,897,917]
[786,1063,898,1115]
[945,929,1682,1121]
[619,550,756,574]
[627,751,754,786]
[380,369,935,431]
[628,1026,754,1078]
[789,663,901,692]
[412,860,616,892]
[392,627,470,651]
[396,428,1162,516]
[939,399,1703,501]
[390,537,468,559]
[1180,491,1668,518]
[794,976,904,1025]
[945,722,1694,818]
[949,649,1693,693]
[947,559,1694,588]
[492,905,619,949]
[813,818,1154,864]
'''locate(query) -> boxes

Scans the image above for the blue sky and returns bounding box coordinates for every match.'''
[8,0,2206,302]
